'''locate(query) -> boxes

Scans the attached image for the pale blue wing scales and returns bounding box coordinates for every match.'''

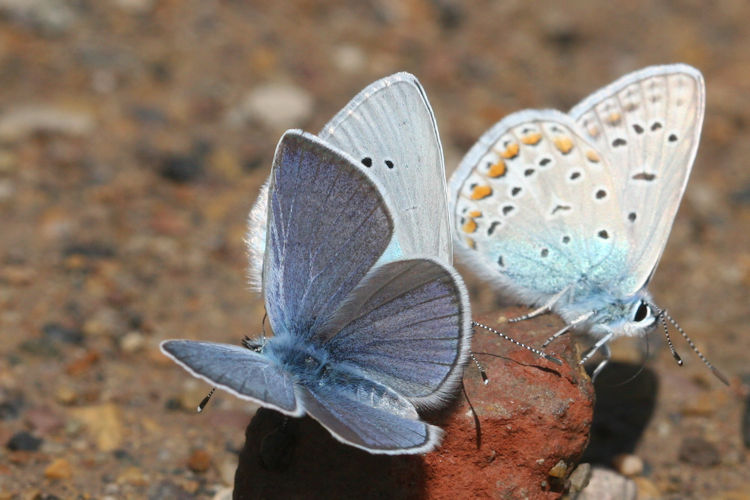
[263,130,394,338]
[322,258,471,408]
[448,110,629,306]
[320,72,451,265]
[570,64,704,293]
[160,340,302,416]
[297,379,441,455]
[245,179,269,293]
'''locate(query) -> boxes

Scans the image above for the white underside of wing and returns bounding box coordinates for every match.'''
[570,64,705,293]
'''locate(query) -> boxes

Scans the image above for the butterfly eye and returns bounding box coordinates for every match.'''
[634,301,650,322]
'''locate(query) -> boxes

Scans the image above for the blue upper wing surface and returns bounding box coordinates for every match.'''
[263,131,395,340]
[160,340,301,416]
[322,258,471,408]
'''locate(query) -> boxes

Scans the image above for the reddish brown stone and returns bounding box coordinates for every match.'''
[233,308,593,499]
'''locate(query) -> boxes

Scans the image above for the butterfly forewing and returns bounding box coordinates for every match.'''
[570,64,705,292]
[160,340,302,416]
[450,110,628,302]
[320,72,452,265]
[263,131,394,338]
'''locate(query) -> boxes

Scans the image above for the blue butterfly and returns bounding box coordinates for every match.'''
[162,131,472,454]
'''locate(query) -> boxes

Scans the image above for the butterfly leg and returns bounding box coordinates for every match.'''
[541,311,594,347]
[508,304,551,323]
[590,343,612,382]
[579,331,615,365]
[509,288,570,323]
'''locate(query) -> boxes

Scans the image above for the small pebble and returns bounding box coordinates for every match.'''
[212,486,233,500]
[6,431,42,451]
[577,466,636,500]
[613,453,644,477]
[567,462,592,495]
[55,384,78,405]
[633,477,661,500]
[0,105,93,142]
[44,458,73,480]
[120,331,145,353]
[70,404,123,452]
[187,449,211,473]
[117,466,148,486]
[678,436,720,466]
[547,459,568,478]
[234,83,313,131]
[219,459,236,485]
[65,350,101,376]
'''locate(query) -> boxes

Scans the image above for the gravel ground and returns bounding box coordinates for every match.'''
[0,1,748,498]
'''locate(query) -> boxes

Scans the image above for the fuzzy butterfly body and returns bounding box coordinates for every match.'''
[450,64,706,358]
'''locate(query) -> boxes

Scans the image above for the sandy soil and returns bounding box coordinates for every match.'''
[0,1,748,498]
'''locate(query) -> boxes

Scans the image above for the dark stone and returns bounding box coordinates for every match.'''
[62,242,116,259]
[164,397,182,411]
[0,391,24,420]
[158,154,204,183]
[6,431,42,451]
[678,436,720,466]
[42,322,85,345]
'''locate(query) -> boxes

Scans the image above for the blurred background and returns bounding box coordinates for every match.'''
[0,1,748,498]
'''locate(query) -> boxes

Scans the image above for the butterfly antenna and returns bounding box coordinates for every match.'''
[197,387,216,413]
[658,307,729,386]
[657,311,683,365]
[472,321,562,365]
[470,352,489,384]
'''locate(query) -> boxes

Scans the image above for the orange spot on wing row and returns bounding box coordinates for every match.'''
[585,150,601,163]
[470,185,493,200]
[521,132,542,145]
[462,219,478,233]
[465,237,476,249]
[500,142,519,159]
[607,112,622,125]
[468,210,482,217]
[488,160,507,178]
[553,136,574,154]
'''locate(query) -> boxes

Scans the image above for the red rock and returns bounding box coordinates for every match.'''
[233,308,593,499]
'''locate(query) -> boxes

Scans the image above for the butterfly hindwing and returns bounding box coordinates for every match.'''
[321,258,471,408]
[570,64,705,291]
[450,110,628,304]
[297,378,441,454]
